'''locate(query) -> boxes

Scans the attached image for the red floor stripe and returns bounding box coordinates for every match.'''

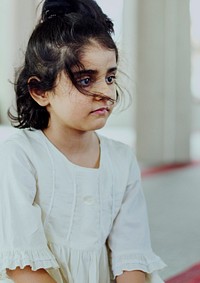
[165,263,200,283]
[141,161,200,178]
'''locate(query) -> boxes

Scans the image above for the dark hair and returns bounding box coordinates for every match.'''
[9,0,119,129]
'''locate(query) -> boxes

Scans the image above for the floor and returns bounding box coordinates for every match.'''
[142,164,200,280]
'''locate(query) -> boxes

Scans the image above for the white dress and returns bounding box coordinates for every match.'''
[0,129,165,283]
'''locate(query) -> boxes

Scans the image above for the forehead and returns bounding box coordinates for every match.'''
[79,42,117,70]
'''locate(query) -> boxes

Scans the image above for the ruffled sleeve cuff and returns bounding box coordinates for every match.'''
[111,251,166,281]
[0,247,59,273]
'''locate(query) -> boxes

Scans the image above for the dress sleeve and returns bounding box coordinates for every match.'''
[107,153,166,282]
[0,140,59,275]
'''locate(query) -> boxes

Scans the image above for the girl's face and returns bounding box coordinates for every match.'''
[46,42,117,132]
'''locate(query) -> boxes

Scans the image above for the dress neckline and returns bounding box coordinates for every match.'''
[38,130,104,171]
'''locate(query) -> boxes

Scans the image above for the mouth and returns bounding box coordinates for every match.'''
[90,106,110,115]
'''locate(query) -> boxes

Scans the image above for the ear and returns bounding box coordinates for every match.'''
[28,76,50,107]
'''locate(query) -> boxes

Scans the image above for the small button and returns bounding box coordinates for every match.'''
[83,196,94,205]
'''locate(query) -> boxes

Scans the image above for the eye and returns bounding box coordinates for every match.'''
[106,75,116,85]
[76,77,91,87]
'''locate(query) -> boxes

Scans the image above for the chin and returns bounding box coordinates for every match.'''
[91,121,108,131]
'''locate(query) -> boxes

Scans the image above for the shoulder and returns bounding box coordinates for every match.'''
[99,134,141,188]
[1,127,42,145]
[99,134,139,170]
[0,129,50,184]
[99,134,135,158]
[0,128,45,161]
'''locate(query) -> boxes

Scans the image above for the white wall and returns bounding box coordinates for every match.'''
[136,0,191,164]
[0,0,40,124]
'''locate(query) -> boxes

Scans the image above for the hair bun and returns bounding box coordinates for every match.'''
[41,0,114,34]
[42,0,78,21]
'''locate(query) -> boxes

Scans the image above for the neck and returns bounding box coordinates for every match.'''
[44,126,95,151]
[43,126,100,168]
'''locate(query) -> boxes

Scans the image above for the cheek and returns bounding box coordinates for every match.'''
[50,89,92,114]
[70,92,92,107]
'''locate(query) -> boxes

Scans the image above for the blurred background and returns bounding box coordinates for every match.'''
[0,0,200,281]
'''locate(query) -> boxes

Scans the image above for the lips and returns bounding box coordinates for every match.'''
[91,106,110,115]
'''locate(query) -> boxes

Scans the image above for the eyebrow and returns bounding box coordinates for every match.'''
[72,67,117,77]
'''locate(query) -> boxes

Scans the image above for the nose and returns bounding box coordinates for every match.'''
[92,81,116,104]
[93,94,115,106]
[102,81,115,97]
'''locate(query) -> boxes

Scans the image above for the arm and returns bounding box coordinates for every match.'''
[0,142,59,274]
[116,270,146,283]
[7,266,57,283]
[107,150,165,280]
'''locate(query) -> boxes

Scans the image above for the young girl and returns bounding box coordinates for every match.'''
[0,0,165,282]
